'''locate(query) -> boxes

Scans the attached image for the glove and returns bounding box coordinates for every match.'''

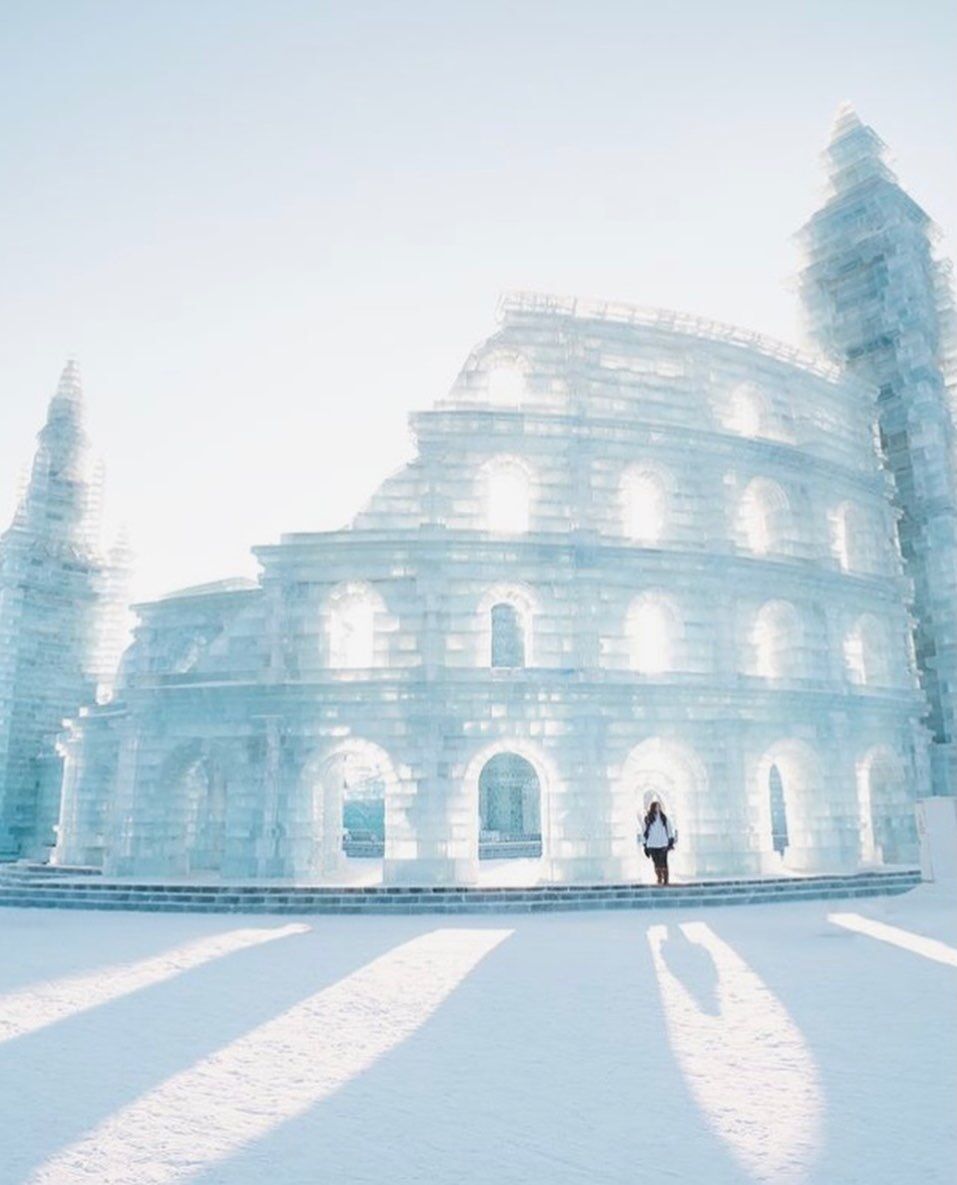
[643,846,650,858]
[667,839,675,852]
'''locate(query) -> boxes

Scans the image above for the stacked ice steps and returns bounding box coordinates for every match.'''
[0,865,921,914]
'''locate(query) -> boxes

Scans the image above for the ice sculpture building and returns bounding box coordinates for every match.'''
[0,363,127,860]
[47,110,955,885]
[55,295,930,884]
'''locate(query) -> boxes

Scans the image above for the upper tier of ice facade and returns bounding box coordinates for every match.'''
[55,296,928,885]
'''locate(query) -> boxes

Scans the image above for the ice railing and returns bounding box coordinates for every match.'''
[497,291,849,384]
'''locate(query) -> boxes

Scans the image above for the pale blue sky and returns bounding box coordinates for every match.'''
[1,0,954,601]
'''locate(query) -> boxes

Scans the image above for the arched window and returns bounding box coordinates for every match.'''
[491,602,525,668]
[752,600,802,679]
[844,614,889,686]
[738,477,789,555]
[726,383,768,438]
[486,360,526,405]
[757,739,821,873]
[483,457,531,534]
[768,763,789,856]
[627,594,680,674]
[831,501,875,573]
[621,467,667,543]
[478,752,542,857]
[479,584,536,668]
[327,584,379,669]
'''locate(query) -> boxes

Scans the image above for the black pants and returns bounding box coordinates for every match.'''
[649,847,669,883]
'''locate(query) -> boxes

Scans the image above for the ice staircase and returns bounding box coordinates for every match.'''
[0,863,921,914]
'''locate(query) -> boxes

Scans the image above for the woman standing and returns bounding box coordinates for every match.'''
[642,800,676,886]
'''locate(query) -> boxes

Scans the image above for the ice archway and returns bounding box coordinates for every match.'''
[856,745,918,865]
[478,752,542,858]
[300,740,399,879]
[462,740,554,873]
[614,738,707,881]
[755,739,827,873]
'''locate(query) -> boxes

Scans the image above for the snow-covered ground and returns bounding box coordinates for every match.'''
[1,886,954,1185]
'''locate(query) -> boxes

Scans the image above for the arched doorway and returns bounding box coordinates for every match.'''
[856,747,918,865]
[619,738,707,881]
[478,752,542,859]
[304,740,397,879]
[182,754,226,875]
[156,742,227,877]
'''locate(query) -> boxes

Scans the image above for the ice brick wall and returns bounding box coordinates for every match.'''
[56,302,929,883]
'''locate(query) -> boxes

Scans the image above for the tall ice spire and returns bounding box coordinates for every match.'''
[0,362,127,860]
[799,106,957,796]
[15,357,95,546]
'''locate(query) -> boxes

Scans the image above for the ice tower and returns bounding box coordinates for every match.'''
[0,363,126,859]
[800,106,957,797]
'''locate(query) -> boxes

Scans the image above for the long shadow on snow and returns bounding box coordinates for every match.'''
[189,914,748,1185]
[690,899,957,1185]
[0,905,256,992]
[0,915,435,1185]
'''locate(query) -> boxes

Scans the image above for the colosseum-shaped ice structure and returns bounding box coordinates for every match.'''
[55,292,928,885]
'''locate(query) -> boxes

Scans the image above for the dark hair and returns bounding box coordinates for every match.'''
[643,801,669,835]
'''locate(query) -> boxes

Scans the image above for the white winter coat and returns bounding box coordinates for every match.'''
[643,813,676,850]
